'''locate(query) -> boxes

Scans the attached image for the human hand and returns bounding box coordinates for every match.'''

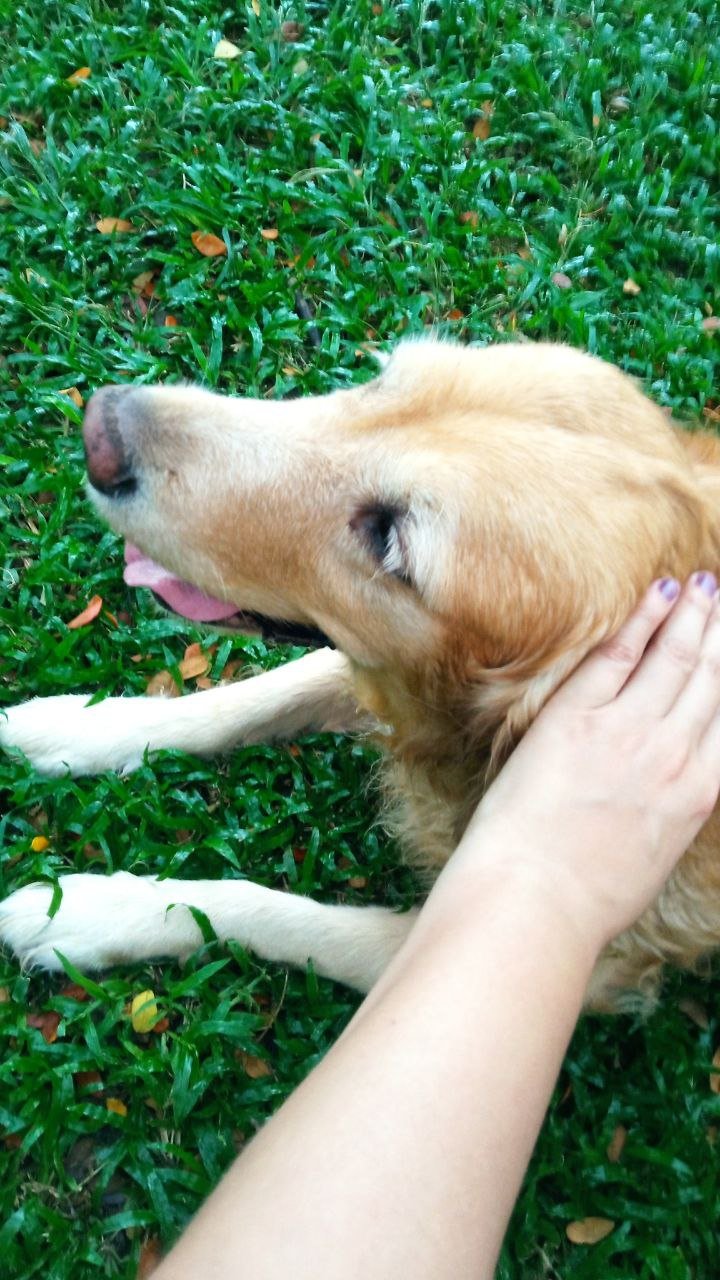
[465,574,720,954]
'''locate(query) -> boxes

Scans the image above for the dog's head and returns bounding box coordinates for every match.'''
[83,339,714,757]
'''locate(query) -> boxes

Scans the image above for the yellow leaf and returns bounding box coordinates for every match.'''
[106,1097,128,1116]
[214,38,241,59]
[31,835,50,853]
[623,278,641,296]
[191,230,227,257]
[566,1217,615,1245]
[60,386,84,408]
[606,1124,627,1163]
[66,67,91,84]
[96,217,135,234]
[251,0,260,14]
[260,227,279,240]
[131,990,159,1033]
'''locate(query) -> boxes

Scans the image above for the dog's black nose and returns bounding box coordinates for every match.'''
[83,386,137,496]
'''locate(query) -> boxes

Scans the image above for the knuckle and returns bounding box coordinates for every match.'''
[600,637,642,667]
[700,653,720,683]
[658,636,696,670]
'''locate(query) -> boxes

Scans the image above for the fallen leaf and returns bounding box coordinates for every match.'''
[280,20,304,41]
[251,0,260,13]
[82,842,106,862]
[179,643,210,680]
[191,230,227,257]
[60,386,84,408]
[606,1123,627,1163]
[566,1217,615,1245]
[73,1070,102,1088]
[348,875,368,889]
[30,835,50,853]
[60,983,90,1002]
[164,315,179,327]
[608,94,631,116]
[710,1046,720,1094]
[592,112,601,127]
[0,987,11,1004]
[292,57,309,75]
[235,1050,273,1078]
[132,270,156,297]
[131,990,159,1033]
[702,316,720,332]
[447,308,464,321]
[458,211,479,229]
[96,217,135,234]
[552,271,573,289]
[679,996,710,1029]
[421,97,433,107]
[66,67,91,84]
[372,2,382,12]
[67,594,103,630]
[260,227,279,240]
[146,669,181,698]
[623,278,641,296]
[214,37,241,58]
[137,1237,163,1278]
[106,1097,128,1117]
[26,1011,61,1044]
[194,676,213,690]
[151,1017,170,1035]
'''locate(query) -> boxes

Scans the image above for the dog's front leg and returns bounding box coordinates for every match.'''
[0,873,417,993]
[0,648,371,777]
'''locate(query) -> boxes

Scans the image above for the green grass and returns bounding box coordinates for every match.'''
[1,0,719,1275]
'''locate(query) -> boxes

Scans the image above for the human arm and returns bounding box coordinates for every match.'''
[155,572,720,1280]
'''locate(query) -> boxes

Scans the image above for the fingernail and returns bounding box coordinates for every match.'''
[658,577,680,600]
[693,571,717,596]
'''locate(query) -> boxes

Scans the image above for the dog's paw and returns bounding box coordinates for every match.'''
[0,872,200,971]
[0,695,154,776]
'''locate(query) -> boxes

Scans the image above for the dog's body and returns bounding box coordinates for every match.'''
[3,339,720,1009]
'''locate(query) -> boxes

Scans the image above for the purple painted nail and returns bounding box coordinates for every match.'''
[694,571,717,596]
[658,577,680,600]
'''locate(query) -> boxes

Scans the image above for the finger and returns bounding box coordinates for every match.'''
[560,577,681,709]
[671,594,720,742]
[619,572,718,717]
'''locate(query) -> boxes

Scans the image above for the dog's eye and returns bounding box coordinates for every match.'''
[350,504,411,584]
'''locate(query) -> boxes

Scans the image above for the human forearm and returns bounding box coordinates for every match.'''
[157,870,596,1280]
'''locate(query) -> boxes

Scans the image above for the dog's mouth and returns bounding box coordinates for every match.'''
[123,544,331,648]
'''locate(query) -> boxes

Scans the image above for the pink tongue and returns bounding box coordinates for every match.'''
[123,543,239,622]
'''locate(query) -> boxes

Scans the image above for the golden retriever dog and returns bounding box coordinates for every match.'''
[2,339,720,1010]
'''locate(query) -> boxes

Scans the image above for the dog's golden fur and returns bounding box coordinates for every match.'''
[3,339,720,1008]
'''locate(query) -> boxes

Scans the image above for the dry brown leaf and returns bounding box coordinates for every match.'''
[473,121,490,141]
[146,670,181,698]
[702,315,720,332]
[348,875,368,889]
[131,990,159,1034]
[458,211,479,229]
[447,308,464,321]
[710,1046,720,1094]
[372,2,382,12]
[214,38,241,59]
[421,97,433,107]
[552,271,573,289]
[106,1097,128,1117]
[606,1123,627,1163]
[96,217,135,234]
[260,227,279,240]
[566,1217,615,1245]
[151,1017,170,1035]
[67,67,91,84]
[137,1237,163,1278]
[194,676,213,690]
[73,1069,102,1088]
[132,270,156,297]
[164,314,179,327]
[179,642,210,680]
[60,983,90,1002]
[191,230,227,257]
[26,1011,61,1044]
[678,996,710,1029]
[60,385,84,408]
[280,20,304,41]
[623,278,641,296]
[235,1050,273,1079]
[67,594,103,630]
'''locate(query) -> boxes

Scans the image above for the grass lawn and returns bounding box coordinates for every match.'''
[1,0,719,1275]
